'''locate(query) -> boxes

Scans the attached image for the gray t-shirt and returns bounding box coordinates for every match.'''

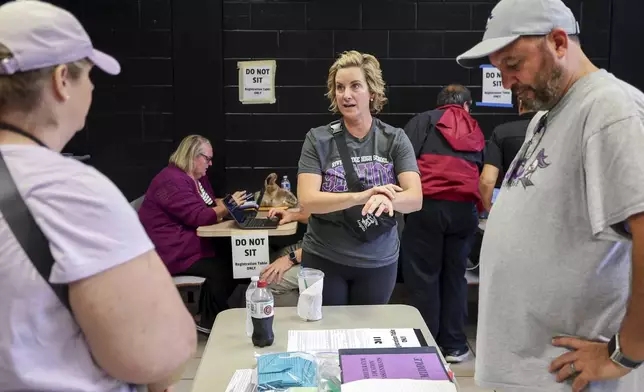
[298,118,419,268]
[476,70,644,391]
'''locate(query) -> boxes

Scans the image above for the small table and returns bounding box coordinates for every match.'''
[197,211,298,238]
[191,305,442,392]
[196,211,299,279]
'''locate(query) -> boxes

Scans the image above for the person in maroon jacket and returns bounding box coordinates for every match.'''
[401,84,484,363]
[138,134,246,334]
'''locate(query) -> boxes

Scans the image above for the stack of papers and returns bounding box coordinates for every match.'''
[224,369,255,392]
[257,353,317,391]
[287,328,424,352]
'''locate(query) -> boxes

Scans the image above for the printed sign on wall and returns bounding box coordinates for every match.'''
[477,64,513,108]
[238,60,276,104]
[231,232,270,279]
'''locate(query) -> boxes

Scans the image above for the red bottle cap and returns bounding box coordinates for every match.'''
[257,280,268,288]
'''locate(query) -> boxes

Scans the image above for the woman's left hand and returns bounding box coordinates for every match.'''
[213,198,228,220]
[362,194,394,217]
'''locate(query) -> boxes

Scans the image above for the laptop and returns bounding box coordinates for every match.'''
[223,192,280,230]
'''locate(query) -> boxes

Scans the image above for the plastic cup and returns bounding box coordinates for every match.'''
[298,267,324,291]
[297,268,324,321]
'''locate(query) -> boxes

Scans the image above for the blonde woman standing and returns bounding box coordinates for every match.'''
[297,51,422,306]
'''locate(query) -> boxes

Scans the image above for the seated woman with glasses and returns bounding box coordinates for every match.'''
[138,134,246,334]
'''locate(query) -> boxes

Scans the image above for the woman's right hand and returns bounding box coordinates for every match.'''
[231,190,247,206]
[362,194,394,217]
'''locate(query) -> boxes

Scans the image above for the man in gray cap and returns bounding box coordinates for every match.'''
[456,0,644,391]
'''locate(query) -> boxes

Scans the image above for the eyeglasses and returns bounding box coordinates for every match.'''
[505,112,549,187]
[199,153,213,163]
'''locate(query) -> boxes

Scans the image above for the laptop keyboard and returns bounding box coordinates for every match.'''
[243,218,279,228]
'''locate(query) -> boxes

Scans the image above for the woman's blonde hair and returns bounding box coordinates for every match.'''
[326,50,388,114]
[0,44,88,116]
[169,134,211,175]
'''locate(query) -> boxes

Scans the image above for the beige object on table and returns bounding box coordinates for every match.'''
[196,211,298,237]
[191,305,444,392]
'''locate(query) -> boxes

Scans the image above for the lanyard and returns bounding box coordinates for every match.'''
[0,122,48,148]
[505,112,549,187]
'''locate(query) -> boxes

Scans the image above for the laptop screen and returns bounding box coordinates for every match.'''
[223,194,261,224]
[223,195,247,223]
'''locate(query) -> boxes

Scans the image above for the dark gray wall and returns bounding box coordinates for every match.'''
[23,0,224,200]
[2,0,635,199]
[221,0,612,193]
[609,0,644,92]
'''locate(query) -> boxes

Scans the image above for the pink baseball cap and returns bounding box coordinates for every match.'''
[0,0,120,75]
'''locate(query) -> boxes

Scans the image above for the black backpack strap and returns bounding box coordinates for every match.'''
[0,149,71,311]
[330,123,365,193]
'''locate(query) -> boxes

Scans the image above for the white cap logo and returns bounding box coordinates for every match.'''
[485,13,494,31]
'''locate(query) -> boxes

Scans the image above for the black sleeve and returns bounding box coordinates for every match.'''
[484,128,503,169]
[477,150,485,173]
[403,115,426,158]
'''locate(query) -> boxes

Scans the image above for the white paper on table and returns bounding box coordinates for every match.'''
[296,279,323,320]
[225,369,255,392]
[286,328,421,352]
[341,379,457,392]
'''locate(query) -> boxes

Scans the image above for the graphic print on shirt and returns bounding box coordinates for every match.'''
[505,148,551,189]
[321,155,395,192]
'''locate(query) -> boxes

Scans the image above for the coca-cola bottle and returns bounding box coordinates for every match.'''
[250,280,275,348]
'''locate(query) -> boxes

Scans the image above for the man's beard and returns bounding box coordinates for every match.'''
[512,47,564,111]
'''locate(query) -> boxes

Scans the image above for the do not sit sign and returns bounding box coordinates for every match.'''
[231,232,270,279]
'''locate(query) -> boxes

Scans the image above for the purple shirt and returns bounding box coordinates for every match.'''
[139,165,218,275]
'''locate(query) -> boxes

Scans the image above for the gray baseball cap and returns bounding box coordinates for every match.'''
[456,0,580,68]
[0,0,120,75]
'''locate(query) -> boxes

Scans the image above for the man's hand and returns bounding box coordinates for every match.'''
[268,208,295,225]
[550,336,631,391]
[260,256,294,284]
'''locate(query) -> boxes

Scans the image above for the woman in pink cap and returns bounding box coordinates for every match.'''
[0,1,195,391]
